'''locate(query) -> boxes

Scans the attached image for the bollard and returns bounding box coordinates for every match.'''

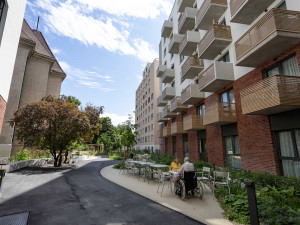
[244,181,259,225]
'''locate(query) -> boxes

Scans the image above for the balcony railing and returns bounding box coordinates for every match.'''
[198,24,232,60]
[183,114,206,131]
[171,122,187,135]
[161,20,173,38]
[162,87,176,101]
[240,75,300,115]
[181,56,204,79]
[230,0,275,25]
[195,0,228,30]
[157,112,168,122]
[178,0,196,12]
[170,96,188,113]
[178,7,198,34]
[163,105,177,118]
[157,65,167,78]
[179,31,201,56]
[198,61,234,92]
[157,129,164,138]
[203,102,237,126]
[163,125,171,137]
[235,9,300,67]
[168,34,184,54]
[181,84,205,105]
[161,68,175,83]
[157,96,168,107]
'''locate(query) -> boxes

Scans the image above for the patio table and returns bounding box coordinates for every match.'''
[150,164,169,168]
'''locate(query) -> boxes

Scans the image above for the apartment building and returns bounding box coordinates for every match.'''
[0,20,66,157]
[135,59,161,153]
[0,95,6,135]
[157,0,300,178]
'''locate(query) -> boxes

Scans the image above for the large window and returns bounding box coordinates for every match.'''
[224,136,241,169]
[265,55,300,78]
[183,134,189,157]
[199,138,207,162]
[277,129,300,178]
[197,104,205,115]
[221,88,235,103]
[173,136,177,157]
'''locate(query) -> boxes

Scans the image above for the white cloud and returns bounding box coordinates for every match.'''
[52,48,61,54]
[101,113,130,126]
[30,0,160,63]
[60,61,115,92]
[75,0,173,19]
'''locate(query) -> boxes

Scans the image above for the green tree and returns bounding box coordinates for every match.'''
[67,96,81,107]
[10,96,102,167]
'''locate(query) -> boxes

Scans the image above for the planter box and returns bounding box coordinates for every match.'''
[2,158,53,173]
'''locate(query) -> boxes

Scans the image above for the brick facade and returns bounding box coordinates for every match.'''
[162,43,300,175]
[0,95,7,135]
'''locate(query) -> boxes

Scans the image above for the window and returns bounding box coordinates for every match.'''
[197,104,205,116]
[171,64,174,69]
[183,134,189,157]
[224,136,241,169]
[182,112,187,120]
[0,0,7,44]
[145,127,147,133]
[151,113,153,120]
[164,48,167,57]
[278,1,287,9]
[181,77,185,83]
[151,104,153,110]
[180,54,185,63]
[276,129,300,178]
[220,18,226,25]
[218,52,230,62]
[171,53,174,59]
[199,138,207,161]
[171,81,175,87]
[151,93,153,100]
[264,55,300,78]
[221,88,235,103]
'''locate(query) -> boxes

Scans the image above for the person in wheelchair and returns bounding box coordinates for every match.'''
[175,157,203,200]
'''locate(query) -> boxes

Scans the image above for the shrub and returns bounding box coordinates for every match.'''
[108,151,123,160]
[113,162,125,169]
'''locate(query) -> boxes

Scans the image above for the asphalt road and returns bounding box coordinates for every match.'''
[0,158,203,225]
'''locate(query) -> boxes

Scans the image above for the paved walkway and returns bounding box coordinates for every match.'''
[0,158,202,225]
[102,165,232,225]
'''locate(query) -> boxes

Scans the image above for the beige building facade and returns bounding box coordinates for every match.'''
[0,20,66,157]
[135,59,161,153]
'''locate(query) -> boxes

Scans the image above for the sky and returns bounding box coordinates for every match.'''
[24,0,174,125]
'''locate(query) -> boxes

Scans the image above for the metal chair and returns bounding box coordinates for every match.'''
[197,167,212,190]
[157,170,172,197]
[212,171,231,195]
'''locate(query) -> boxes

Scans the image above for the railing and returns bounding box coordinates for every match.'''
[198,24,232,57]
[163,126,171,137]
[183,114,205,130]
[171,122,186,134]
[203,102,237,125]
[157,96,167,106]
[240,75,300,115]
[196,0,227,28]
[181,56,204,78]
[235,9,300,61]
[178,10,188,33]
[163,105,171,116]
[170,96,185,112]
[230,0,247,16]
[162,88,168,100]
[157,129,163,138]
[168,34,184,53]
[181,84,193,104]
[161,20,173,37]
[161,69,175,83]
[198,63,215,90]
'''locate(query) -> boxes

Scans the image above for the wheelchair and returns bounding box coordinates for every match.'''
[175,171,204,200]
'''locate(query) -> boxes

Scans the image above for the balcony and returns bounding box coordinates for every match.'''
[195,0,228,30]
[157,96,168,107]
[198,24,232,60]
[230,0,275,25]
[170,96,188,113]
[163,105,177,118]
[178,8,198,34]
[157,129,164,138]
[240,75,300,115]
[235,9,300,67]
[157,112,168,122]
[181,56,204,79]
[183,114,206,131]
[179,31,201,56]
[161,68,175,83]
[198,61,234,92]
[163,125,171,137]
[178,0,196,13]
[169,34,184,54]
[161,20,173,38]
[171,122,187,135]
[162,87,176,101]
[203,102,237,126]
[181,84,205,105]
[157,65,167,78]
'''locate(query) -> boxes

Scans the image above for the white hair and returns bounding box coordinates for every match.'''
[184,157,189,162]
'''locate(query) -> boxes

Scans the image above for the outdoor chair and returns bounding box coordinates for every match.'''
[128,163,139,176]
[212,171,231,195]
[197,167,212,190]
[136,164,145,181]
[157,170,172,197]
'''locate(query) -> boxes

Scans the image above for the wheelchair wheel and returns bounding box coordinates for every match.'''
[194,181,204,199]
[175,180,186,200]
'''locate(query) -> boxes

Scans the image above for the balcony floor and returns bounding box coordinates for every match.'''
[200,79,234,92]
[236,31,300,67]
